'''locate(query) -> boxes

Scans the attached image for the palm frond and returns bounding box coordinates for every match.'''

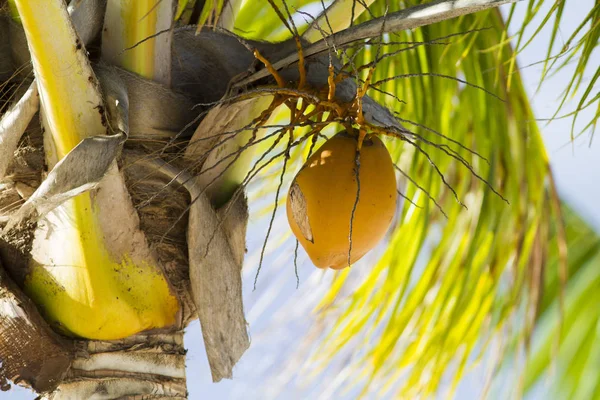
[232,0,380,41]
[177,0,236,31]
[504,0,600,141]
[233,0,324,41]
[519,204,600,400]
[314,7,555,398]
[227,0,583,397]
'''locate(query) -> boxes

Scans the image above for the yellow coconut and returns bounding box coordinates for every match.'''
[287,131,396,269]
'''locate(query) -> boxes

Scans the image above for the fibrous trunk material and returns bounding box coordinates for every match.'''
[42,332,187,400]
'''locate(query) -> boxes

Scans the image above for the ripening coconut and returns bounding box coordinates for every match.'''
[287,130,396,269]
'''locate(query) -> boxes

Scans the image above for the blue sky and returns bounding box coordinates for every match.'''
[5,1,599,399]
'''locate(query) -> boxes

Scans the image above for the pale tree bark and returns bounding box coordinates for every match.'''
[42,333,187,399]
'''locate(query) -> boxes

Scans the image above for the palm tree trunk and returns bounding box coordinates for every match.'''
[43,332,187,399]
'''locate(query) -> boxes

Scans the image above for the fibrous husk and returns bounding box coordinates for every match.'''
[0,259,73,393]
[42,332,186,399]
[119,151,198,326]
[0,81,38,180]
[185,95,273,207]
[127,151,250,382]
[288,182,313,243]
[187,184,249,382]
[183,98,268,381]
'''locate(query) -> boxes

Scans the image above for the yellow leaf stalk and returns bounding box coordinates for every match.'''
[14,0,179,340]
[6,0,20,22]
[102,0,173,85]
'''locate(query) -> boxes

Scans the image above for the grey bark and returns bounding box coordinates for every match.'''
[43,333,187,400]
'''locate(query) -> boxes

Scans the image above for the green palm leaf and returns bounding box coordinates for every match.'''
[225,0,598,398]
[522,204,600,400]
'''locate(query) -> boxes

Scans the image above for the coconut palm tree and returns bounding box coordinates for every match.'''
[0,0,597,398]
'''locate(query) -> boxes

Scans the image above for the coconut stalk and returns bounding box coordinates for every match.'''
[102,0,174,86]
[234,0,520,87]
